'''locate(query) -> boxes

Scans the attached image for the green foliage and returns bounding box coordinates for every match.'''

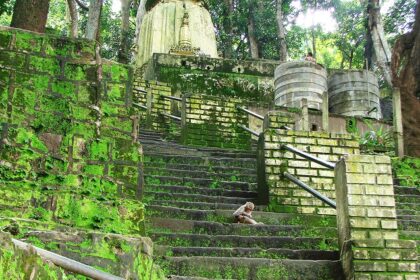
[359,119,394,153]
[384,0,417,45]
[392,157,420,187]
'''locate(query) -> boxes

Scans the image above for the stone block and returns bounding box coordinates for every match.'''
[372,275,403,280]
[380,220,398,230]
[296,169,318,176]
[350,218,380,229]
[374,156,391,164]
[353,239,385,248]
[308,146,331,153]
[387,262,418,272]
[347,174,376,184]
[367,208,396,218]
[348,195,377,206]
[349,208,367,217]
[354,261,387,271]
[317,138,338,146]
[376,175,393,185]
[354,273,372,280]
[385,240,417,249]
[347,184,365,195]
[377,197,396,207]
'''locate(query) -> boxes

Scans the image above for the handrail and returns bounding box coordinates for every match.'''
[132,102,147,110]
[281,144,336,169]
[236,106,264,120]
[136,89,147,95]
[284,173,337,209]
[160,112,181,121]
[162,95,182,102]
[280,125,291,130]
[238,124,260,137]
[12,238,124,280]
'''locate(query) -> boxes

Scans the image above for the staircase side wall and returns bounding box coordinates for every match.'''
[263,111,360,215]
[335,155,418,279]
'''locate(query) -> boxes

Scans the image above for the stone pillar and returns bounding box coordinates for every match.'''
[393,87,404,158]
[301,98,309,131]
[146,84,153,129]
[322,92,329,132]
[335,155,418,279]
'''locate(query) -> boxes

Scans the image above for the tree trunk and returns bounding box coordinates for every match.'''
[10,0,50,33]
[247,1,259,59]
[391,0,420,156]
[223,0,234,58]
[276,0,288,61]
[367,0,393,86]
[67,0,78,38]
[118,0,131,63]
[85,0,103,41]
[134,0,146,57]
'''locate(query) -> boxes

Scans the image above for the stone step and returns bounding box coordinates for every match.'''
[395,202,420,212]
[144,162,256,174]
[145,185,258,198]
[168,276,233,280]
[394,186,420,196]
[156,246,340,260]
[148,200,265,211]
[399,230,420,240]
[145,175,256,191]
[397,215,420,222]
[161,256,344,280]
[144,167,257,183]
[397,209,420,216]
[148,218,338,238]
[394,195,420,204]
[145,191,254,204]
[150,233,337,250]
[146,206,337,227]
[143,154,256,168]
[397,219,420,231]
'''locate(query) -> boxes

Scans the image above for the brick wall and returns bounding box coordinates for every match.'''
[335,155,418,279]
[263,112,360,215]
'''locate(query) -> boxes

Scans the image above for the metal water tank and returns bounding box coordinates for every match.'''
[274,61,328,110]
[328,70,382,119]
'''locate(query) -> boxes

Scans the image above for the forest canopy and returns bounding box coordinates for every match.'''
[0,0,417,72]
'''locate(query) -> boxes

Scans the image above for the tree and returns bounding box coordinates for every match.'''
[10,0,50,33]
[85,0,103,40]
[247,0,259,59]
[365,0,393,86]
[276,0,288,61]
[391,0,420,156]
[67,0,79,38]
[117,0,131,63]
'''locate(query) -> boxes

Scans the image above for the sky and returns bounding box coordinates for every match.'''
[111,0,396,33]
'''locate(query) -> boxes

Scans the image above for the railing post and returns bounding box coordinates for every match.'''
[393,87,404,158]
[322,92,329,132]
[181,94,187,144]
[146,83,153,129]
[301,98,309,131]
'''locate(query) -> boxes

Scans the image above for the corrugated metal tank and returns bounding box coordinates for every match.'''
[274,61,328,110]
[328,70,382,119]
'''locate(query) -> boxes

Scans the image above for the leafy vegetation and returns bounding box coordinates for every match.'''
[392,157,420,187]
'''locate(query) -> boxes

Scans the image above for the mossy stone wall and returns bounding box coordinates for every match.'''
[0,27,164,279]
[144,53,278,102]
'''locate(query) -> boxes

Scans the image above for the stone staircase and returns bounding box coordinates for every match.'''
[394,185,420,256]
[140,130,344,280]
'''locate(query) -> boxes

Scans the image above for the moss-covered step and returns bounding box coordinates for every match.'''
[394,195,420,204]
[144,192,251,205]
[146,206,337,227]
[150,233,337,251]
[145,184,257,198]
[148,218,338,238]
[394,186,420,196]
[143,162,256,175]
[155,246,339,260]
[143,167,257,183]
[160,256,344,280]
[143,154,256,169]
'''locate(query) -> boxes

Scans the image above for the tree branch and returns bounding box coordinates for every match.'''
[74,0,88,11]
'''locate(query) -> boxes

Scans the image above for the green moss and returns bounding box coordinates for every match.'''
[29,56,60,75]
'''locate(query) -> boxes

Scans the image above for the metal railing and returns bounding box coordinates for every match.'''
[280,144,337,208]
[12,238,124,280]
[284,173,337,209]
[236,106,263,136]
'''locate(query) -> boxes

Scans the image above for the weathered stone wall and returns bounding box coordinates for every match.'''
[0,27,164,279]
[263,111,360,215]
[133,78,252,149]
[335,155,418,279]
[184,95,251,149]
[144,53,278,102]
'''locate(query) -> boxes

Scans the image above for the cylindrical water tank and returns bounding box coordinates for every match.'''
[274,61,328,110]
[328,70,382,119]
